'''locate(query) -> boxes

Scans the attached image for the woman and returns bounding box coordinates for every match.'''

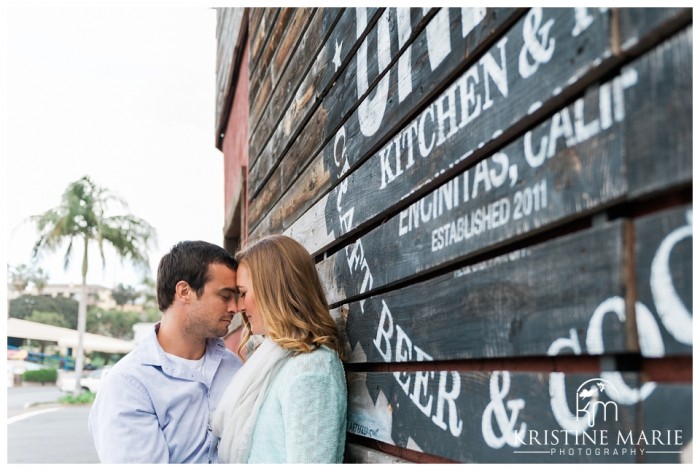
[211,234,347,463]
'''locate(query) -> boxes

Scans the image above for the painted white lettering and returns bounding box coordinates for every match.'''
[480,37,509,110]
[398,210,409,236]
[650,210,692,344]
[435,84,460,146]
[572,8,595,36]
[339,207,354,233]
[489,152,510,188]
[418,105,436,157]
[524,102,548,168]
[574,96,600,142]
[373,300,394,362]
[347,240,365,272]
[420,197,433,224]
[519,8,555,79]
[379,141,401,190]
[393,325,413,394]
[546,108,576,158]
[425,8,451,70]
[462,7,486,37]
[401,121,418,169]
[599,82,614,130]
[396,8,413,102]
[432,371,464,437]
[472,160,492,199]
[333,125,348,173]
[482,371,527,449]
[357,8,391,136]
[457,65,482,128]
[410,347,435,417]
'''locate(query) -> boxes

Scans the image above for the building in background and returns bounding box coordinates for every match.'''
[7,282,143,312]
[215,8,692,463]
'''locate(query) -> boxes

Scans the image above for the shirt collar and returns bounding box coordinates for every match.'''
[138,322,227,373]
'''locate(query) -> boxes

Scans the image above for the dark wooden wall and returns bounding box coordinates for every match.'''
[223,7,693,463]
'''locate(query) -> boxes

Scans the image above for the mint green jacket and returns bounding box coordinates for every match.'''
[246,346,347,463]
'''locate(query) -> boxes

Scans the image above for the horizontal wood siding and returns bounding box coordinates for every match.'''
[226,7,693,463]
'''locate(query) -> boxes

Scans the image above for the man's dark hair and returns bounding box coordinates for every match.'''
[156,240,238,311]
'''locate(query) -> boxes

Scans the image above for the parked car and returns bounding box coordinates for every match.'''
[57,367,111,393]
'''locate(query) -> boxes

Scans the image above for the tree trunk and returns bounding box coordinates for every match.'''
[72,238,89,397]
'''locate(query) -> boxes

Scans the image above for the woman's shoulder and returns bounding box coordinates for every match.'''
[282,345,343,375]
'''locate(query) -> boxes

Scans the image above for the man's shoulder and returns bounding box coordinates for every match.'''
[217,344,243,373]
[102,342,158,385]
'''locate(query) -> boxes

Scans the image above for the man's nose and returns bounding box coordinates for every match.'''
[228,297,238,313]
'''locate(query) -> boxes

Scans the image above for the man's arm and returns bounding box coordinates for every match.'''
[88,370,170,463]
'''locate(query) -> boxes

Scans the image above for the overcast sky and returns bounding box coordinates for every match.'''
[2,4,226,289]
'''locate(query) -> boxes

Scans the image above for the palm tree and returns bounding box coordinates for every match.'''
[30,267,49,294]
[8,263,32,294]
[31,175,155,396]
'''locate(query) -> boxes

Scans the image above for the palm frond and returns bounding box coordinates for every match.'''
[31,175,156,276]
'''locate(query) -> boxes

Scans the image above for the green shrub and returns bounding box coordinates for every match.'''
[22,368,58,384]
[59,391,96,404]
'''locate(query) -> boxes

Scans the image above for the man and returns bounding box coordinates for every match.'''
[89,241,242,463]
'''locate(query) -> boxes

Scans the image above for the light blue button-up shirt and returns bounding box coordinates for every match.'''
[88,323,242,463]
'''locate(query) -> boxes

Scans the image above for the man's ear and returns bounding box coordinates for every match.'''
[175,281,193,303]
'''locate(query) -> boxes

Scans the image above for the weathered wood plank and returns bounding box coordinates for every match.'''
[347,371,676,463]
[247,8,265,55]
[334,222,634,365]
[249,8,279,80]
[344,443,411,464]
[215,8,246,137]
[315,74,642,303]
[248,8,434,203]
[249,8,314,142]
[267,7,610,243]
[252,7,519,238]
[617,7,691,54]
[306,7,616,253]
[249,8,295,118]
[249,8,343,168]
[247,8,383,224]
[623,26,692,198]
[290,18,691,262]
[638,383,693,463]
[633,205,692,358]
[275,8,440,193]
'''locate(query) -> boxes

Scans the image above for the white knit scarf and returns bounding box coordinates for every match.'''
[211,338,290,463]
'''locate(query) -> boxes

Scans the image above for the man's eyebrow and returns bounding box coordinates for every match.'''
[220,287,238,293]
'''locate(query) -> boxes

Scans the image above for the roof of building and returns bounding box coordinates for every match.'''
[7,317,135,354]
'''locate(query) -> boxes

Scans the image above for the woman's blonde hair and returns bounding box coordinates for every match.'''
[236,234,342,358]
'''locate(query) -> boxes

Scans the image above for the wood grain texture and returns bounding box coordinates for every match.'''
[249,8,279,79]
[249,8,314,146]
[247,8,381,225]
[249,9,294,116]
[230,8,694,464]
[255,8,520,240]
[248,8,428,220]
[337,221,634,363]
[633,205,692,358]
[617,7,691,54]
[293,19,691,266]
[346,370,683,463]
[316,80,634,303]
[344,443,411,463]
[623,26,692,198]
[249,8,343,167]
